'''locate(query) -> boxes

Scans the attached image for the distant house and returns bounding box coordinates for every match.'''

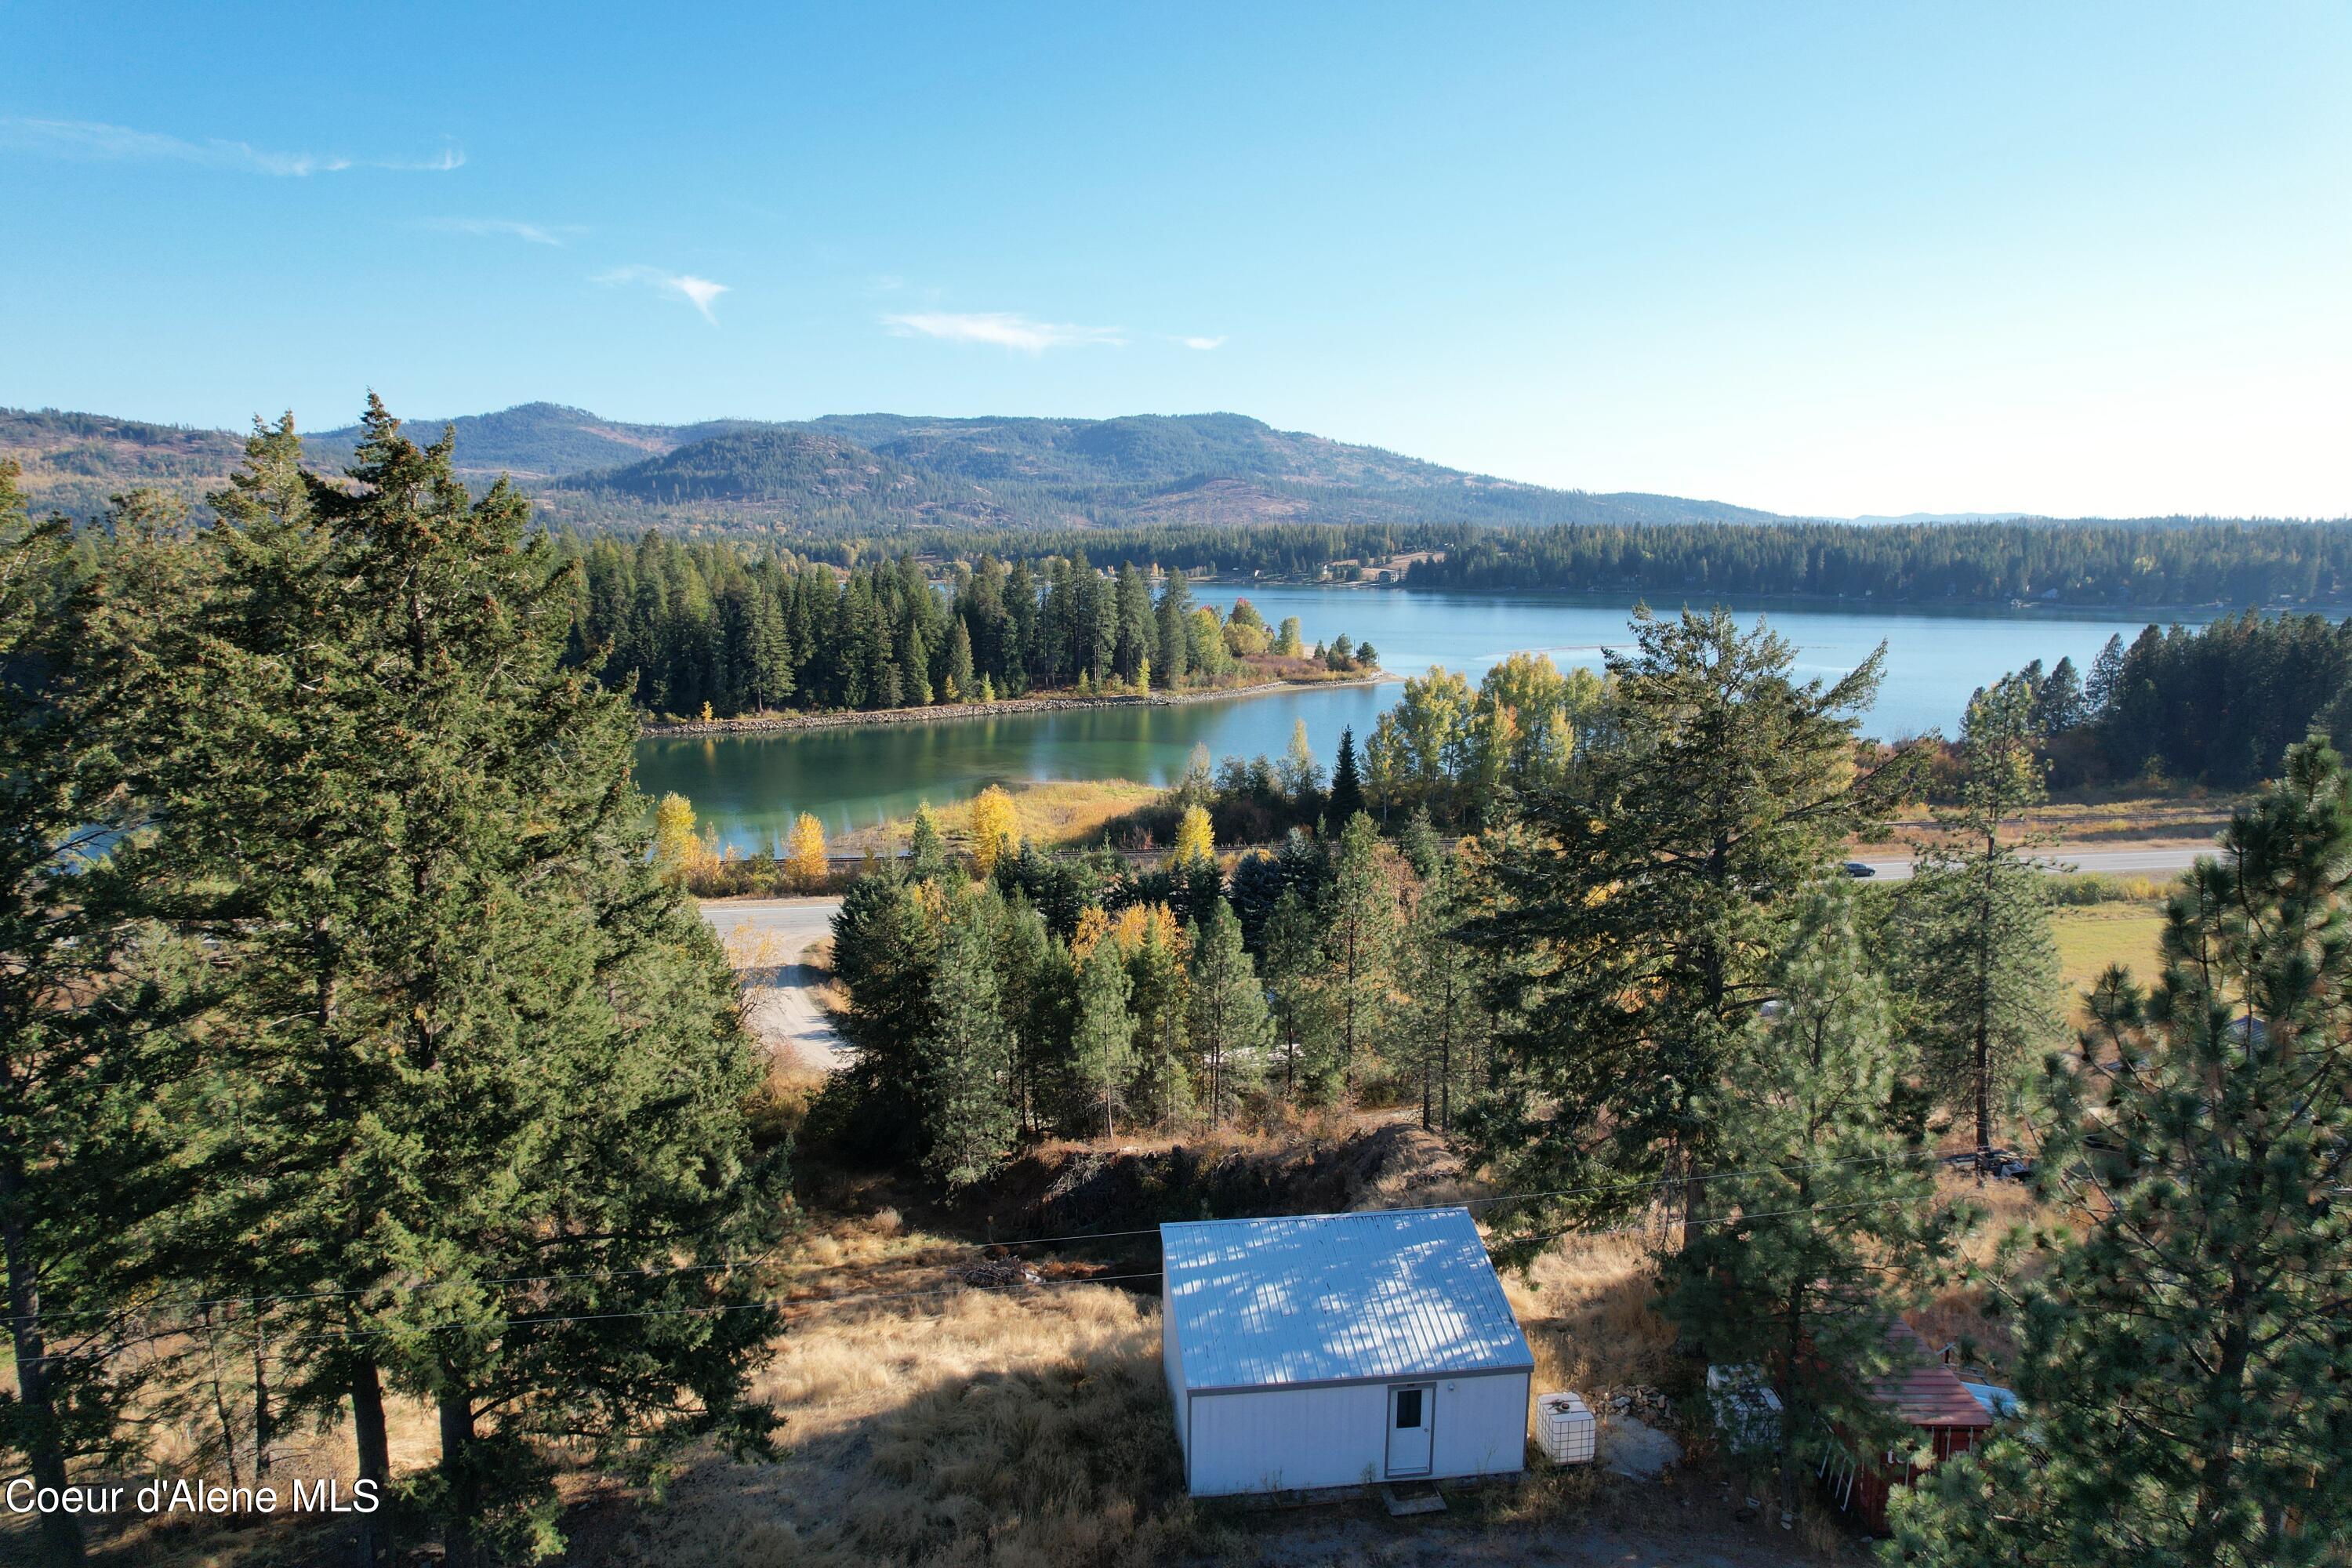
[1822,1320,1997,1531]
[1159,1208,1534,1497]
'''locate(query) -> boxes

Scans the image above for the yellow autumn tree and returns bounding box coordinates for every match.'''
[652,792,697,878]
[1173,803,1214,866]
[1069,901,1189,964]
[786,811,827,889]
[968,784,1021,875]
[1070,905,1114,961]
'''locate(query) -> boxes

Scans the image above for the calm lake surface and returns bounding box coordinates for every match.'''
[633,586,2198,852]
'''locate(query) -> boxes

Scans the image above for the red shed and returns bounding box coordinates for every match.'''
[1820,1321,1994,1532]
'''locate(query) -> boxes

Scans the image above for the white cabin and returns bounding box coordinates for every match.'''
[1159,1207,1534,1497]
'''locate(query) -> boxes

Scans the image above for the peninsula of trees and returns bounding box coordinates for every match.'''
[8,401,2350,610]
[558,532,1375,722]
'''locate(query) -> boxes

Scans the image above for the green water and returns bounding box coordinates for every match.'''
[632,586,2191,854]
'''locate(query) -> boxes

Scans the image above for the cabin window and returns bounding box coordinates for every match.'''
[1394,1388,1424,1428]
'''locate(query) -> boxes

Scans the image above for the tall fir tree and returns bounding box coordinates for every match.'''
[1124,918,1193,1127]
[1469,607,1907,1259]
[1889,741,2352,1568]
[0,471,197,1566]
[1152,571,1193,688]
[1901,674,2060,1164]
[131,405,792,1564]
[1658,882,1968,1525]
[908,802,950,881]
[1328,726,1365,821]
[1185,901,1269,1130]
[1321,812,1396,1102]
[918,897,1018,1187]
[990,891,1068,1136]
[829,870,938,1163]
[1400,846,1478,1131]
[1112,563,1154,683]
[1072,936,1135,1136]
[1261,887,1334,1108]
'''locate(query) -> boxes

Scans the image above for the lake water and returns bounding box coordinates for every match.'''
[633,586,2194,853]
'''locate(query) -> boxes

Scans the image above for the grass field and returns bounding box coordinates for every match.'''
[836,779,1165,857]
[2050,901,2168,1022]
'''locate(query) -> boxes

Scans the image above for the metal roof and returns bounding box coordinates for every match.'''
[1160,1207,1534,1392]
[1871,1322,1995,1430]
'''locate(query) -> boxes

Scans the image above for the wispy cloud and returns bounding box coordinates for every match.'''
[884,310,1125,353]
[597,264,731,323]
[421,216,579,247]
[1175,335,1228,350]
[0,116,463,176]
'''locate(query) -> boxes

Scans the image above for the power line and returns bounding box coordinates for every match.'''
[120,1186,1956,1349]
[30,1147,1941,1327]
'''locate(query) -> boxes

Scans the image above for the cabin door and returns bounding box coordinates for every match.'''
[1385,1383,1435,1477]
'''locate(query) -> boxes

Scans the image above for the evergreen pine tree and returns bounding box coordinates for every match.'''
[1263,887,1335,1109]
[1153,571,1193,688]
[1889,741,2352,1568]
[1328,726,1365,820]
[830,869,938,1161]
[1901,675,2060,1165]
[1468,607,1907,1259]
[909,803,949,881]
[1186,902,1269,1129]
[0,468,194,1566]
[1322,813,1396,1102]
[1401,849,1476,1130]
[1125,918,1193,1127]
[918,898,1018,1187]
[1072,936,1134,1136]
[990,891,1067,1136]
[2084,631,2126,717]
[1112,563,1153,683]
[135,405,792,1564]
[1659,882,1968,1525]
[945,616,975,702]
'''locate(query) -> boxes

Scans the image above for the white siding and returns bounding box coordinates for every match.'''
[1183,1372,1530,1497]
[1162,1305,1188,1460]
[1187,1384,1388,1496]
[1429,1371,1530,1480]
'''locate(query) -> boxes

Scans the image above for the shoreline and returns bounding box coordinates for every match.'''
[639,672,1392,739]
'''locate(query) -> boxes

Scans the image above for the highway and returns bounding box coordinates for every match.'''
[700,898,847,1070]
[698,844,2210,1061]
[1851,845,2209,883]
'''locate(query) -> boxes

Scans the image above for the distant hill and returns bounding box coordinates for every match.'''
[1,400,1791,534]
[14,400,2327,539]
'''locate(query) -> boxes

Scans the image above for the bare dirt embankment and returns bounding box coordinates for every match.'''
[967,1119,1472,1240]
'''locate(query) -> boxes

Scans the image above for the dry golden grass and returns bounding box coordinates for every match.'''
[597,1213,1207,1568]
[1878,789,2238,854]
[1498,1229,1677,1416]
[837,779,1165,857]
[1907,1171,2050,1370]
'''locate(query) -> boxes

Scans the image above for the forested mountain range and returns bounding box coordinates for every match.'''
[11,399,2351,606]
[0,400,1814,532]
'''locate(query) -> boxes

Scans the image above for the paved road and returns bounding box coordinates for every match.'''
[701,898,847,1071]
[1852,845,2209,883]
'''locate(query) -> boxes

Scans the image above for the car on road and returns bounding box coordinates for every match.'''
[1843,861,1878,878]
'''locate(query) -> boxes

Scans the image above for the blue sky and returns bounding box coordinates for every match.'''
[4,3,2347,519]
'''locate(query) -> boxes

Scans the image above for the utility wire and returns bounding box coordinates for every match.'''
[32,1146,1947,1327]
[119,1185,1956,1349]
